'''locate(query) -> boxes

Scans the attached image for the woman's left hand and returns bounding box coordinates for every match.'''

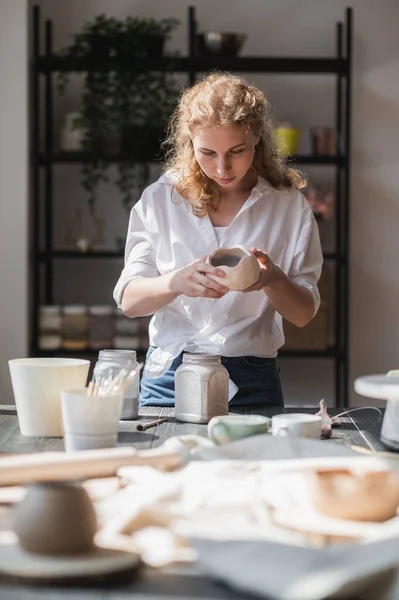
[242,247,277,292]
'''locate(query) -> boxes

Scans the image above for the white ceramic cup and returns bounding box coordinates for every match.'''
[60,388,123,452]
[272,413,322,439]
[8,358,90,437]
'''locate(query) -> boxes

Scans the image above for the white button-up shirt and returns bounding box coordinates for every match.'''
[114,174,323,378]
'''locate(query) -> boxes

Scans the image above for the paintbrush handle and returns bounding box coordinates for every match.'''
[136,417,168,431]
[113,363,144,395]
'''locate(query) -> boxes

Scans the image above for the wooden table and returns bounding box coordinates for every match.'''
[0,404,389,599]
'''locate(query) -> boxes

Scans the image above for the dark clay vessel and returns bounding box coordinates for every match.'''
[14,482,98,555]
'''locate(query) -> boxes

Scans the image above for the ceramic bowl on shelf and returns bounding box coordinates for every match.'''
[206,245,261,291]
[196,32,246,57]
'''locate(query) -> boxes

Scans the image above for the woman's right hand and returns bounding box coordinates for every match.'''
[170,256,229,298]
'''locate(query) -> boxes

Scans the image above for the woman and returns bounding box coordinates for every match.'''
[113,73,323,407]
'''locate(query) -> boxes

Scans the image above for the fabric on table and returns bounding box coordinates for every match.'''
[96,435,399,599]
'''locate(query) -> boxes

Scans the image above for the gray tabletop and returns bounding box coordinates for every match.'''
[0,404,389,599]
[0,404,387,454]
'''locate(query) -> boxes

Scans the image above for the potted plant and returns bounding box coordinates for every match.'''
[57,14,180,211]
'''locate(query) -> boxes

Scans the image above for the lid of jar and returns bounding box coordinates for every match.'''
[89,305,113,316]
[182,353,221,364]
[40,305,61,315]
[98,348,137,361]
[63,305,87,315]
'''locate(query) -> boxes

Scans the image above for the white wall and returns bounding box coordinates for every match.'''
[2,0,399,406]
[0,1,29,401]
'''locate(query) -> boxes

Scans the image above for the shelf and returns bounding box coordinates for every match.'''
[36,55,349,75]
[31,4,352,408]
[32,348,148,359]
[323,253,347,265]
[279,347,338,358]
[290,155,346,167]
[39,152,346,167]
[38,250,124,259]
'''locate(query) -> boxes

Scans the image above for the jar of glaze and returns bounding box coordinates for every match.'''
[61,305,89,351]
[89,305,114,350]
[174,353,229,423]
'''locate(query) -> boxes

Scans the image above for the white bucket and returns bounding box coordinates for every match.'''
[8,358,90,437]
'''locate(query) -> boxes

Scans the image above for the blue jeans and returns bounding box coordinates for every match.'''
[139,347,284,408]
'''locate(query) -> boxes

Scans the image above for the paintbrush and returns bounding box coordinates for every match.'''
[136,417,168,432]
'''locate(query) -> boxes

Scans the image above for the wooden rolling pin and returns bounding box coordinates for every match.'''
[0,446,184,487]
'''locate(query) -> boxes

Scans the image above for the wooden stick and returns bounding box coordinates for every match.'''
[136,417,168,432]
[0,446,184,486]
[351,445,399,460]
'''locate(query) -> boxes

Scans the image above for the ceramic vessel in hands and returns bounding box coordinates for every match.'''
[206,245,261,291]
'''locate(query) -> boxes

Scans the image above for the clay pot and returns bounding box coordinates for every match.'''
[206,246,261,291]
[14,482,98,555]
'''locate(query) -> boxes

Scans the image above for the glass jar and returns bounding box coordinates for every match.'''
[93,349,139,419]
[114,308,140,336]
[61,305,89,350]
[89,305,114,350]
[39,305,61,333]
[175,353,229,424]
[113,335,141,350]
[39,306,61,350]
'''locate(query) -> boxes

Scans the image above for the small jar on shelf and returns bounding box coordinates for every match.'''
[114,308,140,336]
[38,305,62,350]
[139,315,152,334]
[89,305,114,350]
[61,305,89,351]
[113,335,141,350]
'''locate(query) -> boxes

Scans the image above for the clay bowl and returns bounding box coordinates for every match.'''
[206,246,261,291]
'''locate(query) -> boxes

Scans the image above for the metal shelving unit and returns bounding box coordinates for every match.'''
[31,5,352,407]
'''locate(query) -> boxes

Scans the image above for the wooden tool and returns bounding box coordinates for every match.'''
[0,446,184,487]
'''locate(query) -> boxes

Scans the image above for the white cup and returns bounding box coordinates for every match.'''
[8,358,90,437]
[60,388,123,452]
[272,413,322,439]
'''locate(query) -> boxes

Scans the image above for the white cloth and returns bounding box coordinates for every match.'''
[113,173,323,378]
[97,436,399,599]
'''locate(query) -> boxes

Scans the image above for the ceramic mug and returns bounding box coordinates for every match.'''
[208,414,271,445]
[272,413,322,439]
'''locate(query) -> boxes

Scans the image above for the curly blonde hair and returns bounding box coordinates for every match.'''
[164,72,306,217]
